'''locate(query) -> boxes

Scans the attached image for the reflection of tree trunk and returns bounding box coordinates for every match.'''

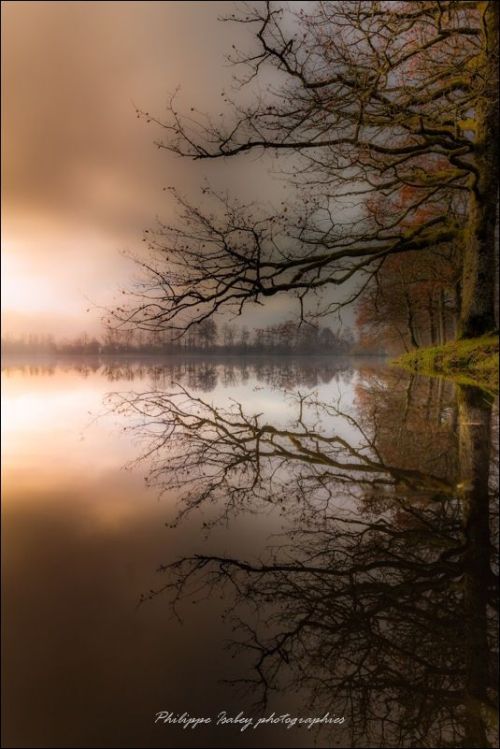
[457,384,495,746]
[435,376,444,424]
[425,376,435,419]
[402,374,416,422]
[457,2,498,340]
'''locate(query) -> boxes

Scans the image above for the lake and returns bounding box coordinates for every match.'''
[2,356,498,748]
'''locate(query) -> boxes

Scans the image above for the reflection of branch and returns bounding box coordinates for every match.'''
[146,492,497,744]
[109,381,457,527]
[112,372,498,746]
[144,492,496,744]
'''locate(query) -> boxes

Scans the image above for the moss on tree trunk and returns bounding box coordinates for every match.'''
[458,1,499,340]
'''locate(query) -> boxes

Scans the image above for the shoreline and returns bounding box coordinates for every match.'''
[391,335,499,394]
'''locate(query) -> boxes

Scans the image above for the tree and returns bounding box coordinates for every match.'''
[222,322,236,350]
[116,1,498,342]
[196,318,217,350]
[356,246,460,351]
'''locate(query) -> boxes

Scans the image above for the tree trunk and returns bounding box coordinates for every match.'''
[454,278,462,336]
[405,293,419,348]
[458,1,499,340]
[438,289,446,344]
[428,292,438,345]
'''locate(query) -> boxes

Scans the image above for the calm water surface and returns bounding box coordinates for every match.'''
[2,356,498,748]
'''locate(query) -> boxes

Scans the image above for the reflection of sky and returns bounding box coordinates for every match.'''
[2,363,365,475]
[2,361,367,526]
[2,361,368,747]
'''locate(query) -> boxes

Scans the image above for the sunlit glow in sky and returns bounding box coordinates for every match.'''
[2,249,53,314]
[2,1,352,339]
[2,2,242,336]
[2,1,291,338]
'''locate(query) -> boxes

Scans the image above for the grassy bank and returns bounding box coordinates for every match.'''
[392,335,499,393]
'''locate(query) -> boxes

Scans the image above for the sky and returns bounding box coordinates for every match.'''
[1,1,350,340]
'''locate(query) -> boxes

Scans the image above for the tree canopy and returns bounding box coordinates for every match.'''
[113,1,498,345]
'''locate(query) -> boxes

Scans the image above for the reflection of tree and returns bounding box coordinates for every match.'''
[2,355,363,391]
[111,373,498,748]
[354,373,460,506]
[110,378,456,525]
[457,386,498,748]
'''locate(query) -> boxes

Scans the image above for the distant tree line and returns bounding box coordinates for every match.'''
[1,320,365,356]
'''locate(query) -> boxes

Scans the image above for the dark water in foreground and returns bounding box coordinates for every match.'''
[2,356,498,748]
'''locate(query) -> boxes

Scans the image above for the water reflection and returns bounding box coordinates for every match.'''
[110,369,499,748]
[2,358,498,748]
[2,354,378,391]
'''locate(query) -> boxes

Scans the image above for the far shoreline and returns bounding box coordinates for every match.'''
[2,351,389,362]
